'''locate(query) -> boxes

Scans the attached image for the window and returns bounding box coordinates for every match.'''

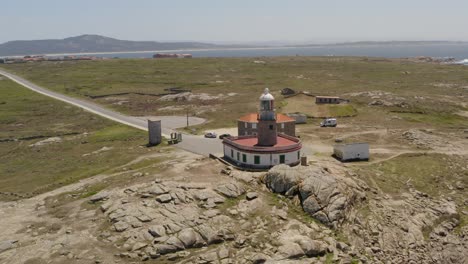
[279,155,285,164]
[254,155,260,164]
[231,149,234,158]
[281,123,285,129]
[242,154,247,162]
[269,125,274,130]
[237,152,240,161]
[252,123,257,129]
[297,151,300,159]
[244,122,248,128]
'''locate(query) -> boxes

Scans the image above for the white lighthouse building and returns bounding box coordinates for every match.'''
[222,88,302,169]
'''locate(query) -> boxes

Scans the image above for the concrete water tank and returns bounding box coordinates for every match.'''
[148,119,162,146]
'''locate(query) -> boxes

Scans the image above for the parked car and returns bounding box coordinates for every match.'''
[219,133,231,139]
[320,118,337,127]
[204,132,217,138]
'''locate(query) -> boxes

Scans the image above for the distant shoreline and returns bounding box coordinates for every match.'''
[4,42,468,58]
[2,44,468,64]
[48,46,299,57]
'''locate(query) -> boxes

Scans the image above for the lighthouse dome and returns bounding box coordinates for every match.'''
[259,88,274,101]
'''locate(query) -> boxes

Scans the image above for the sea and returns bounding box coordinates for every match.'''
[83,43,468,65]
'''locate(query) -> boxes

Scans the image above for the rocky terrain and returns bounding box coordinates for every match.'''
[0,149,466,264]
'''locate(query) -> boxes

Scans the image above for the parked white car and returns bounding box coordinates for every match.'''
[204,132,217,138]
[320,118,337,127]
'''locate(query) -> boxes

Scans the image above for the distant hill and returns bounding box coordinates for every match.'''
[2,35,467,57]
[0,35,245,56]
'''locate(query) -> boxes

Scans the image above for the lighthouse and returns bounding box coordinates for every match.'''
[257,88,278,146]
[222,88,302,169]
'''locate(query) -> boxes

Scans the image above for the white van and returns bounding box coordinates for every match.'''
[320,118,337,127]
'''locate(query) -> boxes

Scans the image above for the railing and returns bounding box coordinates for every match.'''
[222,134,301,153]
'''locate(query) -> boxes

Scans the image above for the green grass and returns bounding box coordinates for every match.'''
[324,253,334,264]
[0,78,152,201]
[398,111,468,127]
[1,56,467,130]
[88,125,142,142]
[357,153,466,197]
[328,104,357,117]
[355,153,468,228]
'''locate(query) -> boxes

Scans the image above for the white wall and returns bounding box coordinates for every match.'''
[223,145,300,167]
[333,143,369,160]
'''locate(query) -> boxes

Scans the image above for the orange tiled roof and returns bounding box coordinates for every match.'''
[238,113,295,123]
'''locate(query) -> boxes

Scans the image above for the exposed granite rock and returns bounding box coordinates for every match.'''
[156,194,172,203]
[0,240,17,254]
[246,192,258,200]
[148,225,166,237]
[215,182,245,198]
[265,164,363,226]
[89,191,110,203]
[177,228,205,248]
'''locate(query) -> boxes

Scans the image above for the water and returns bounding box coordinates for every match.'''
[86,43,468,63]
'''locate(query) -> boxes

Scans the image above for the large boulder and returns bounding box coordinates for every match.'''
[264,165,306,194]
[215,182,245,198]
[0,240,17,254]
[196,224,223,245]
[89,191,110,203]
[265,165,361,226]
[148,225,166,237]
[177,228,205,248]
[296,238,328,257]
[277,242,305,259]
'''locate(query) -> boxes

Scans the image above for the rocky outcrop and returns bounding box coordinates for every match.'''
[265,164,366,227]
[0,240,17,254]
[89,191,110,203]
[28,137,62,147]
[215,182,245,198]
[345,187,467,264]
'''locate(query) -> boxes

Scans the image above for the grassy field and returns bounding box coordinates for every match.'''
[1,57,467,130]
[0,78,151,201]
[282,94,357,118]
[355,153,468,229]
[1,56,467,239]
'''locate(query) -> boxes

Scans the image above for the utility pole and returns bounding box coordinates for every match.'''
[186,108,189,127]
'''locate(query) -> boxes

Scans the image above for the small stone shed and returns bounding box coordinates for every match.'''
[316,96,341,104]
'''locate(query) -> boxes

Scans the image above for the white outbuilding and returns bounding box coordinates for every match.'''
[333,143,369,161]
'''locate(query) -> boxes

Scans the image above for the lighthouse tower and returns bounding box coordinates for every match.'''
[222,88,302,169]
[257,88,278,146]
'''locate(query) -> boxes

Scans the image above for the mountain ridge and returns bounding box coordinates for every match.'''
[0,34,248,56]
[1,34,467,56]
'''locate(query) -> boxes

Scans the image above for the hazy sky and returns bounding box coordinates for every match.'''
[2,0,468,44]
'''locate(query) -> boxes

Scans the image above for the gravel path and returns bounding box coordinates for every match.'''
[0,69,223,156]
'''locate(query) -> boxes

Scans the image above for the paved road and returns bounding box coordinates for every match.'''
[0,69,223,156]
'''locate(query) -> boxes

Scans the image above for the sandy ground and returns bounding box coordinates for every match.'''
[0,149,212,264]
[1,124,467,263]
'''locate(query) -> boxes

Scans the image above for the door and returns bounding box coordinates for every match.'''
[279,155,285,164]
[254,156,260,165]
